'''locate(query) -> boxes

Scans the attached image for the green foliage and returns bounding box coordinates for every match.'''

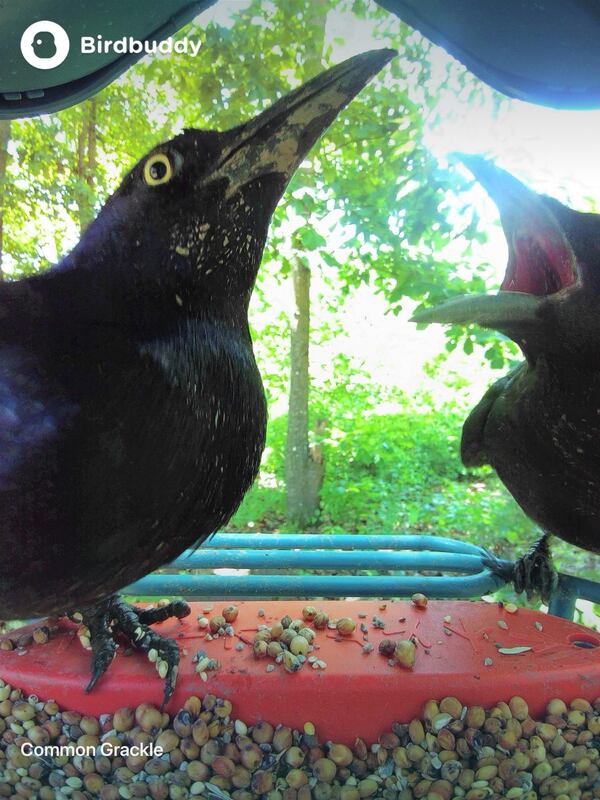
[1,0,498,350]
[231,361,595,593]
[318,405,460,532]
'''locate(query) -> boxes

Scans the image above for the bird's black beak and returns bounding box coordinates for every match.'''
[203,48,396,197]
[411,155,579,340]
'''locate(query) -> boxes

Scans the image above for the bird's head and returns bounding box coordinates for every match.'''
[67,49,395,328]
[411,156,600,363]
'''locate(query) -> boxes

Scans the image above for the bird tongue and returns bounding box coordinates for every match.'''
[502,230,578,295]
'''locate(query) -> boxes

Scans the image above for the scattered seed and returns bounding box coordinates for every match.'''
[393,639,416,669]
[33,626,50,644]
[336,618,356,635]
[411,593,428,609]
[157,660,169,679]
[222,605,239,623]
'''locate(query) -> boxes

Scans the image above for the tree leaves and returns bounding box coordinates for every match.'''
[3,0,505,365]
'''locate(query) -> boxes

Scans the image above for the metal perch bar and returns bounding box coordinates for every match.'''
[126,571,507,599]
[126,533,600,621]
[168,549,489,572]
[200,533,489,555]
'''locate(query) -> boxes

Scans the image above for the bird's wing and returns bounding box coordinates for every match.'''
[0,346,79,491]
[0,280,79,491]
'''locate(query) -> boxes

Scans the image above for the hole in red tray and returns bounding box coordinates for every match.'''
[569,633,600,649]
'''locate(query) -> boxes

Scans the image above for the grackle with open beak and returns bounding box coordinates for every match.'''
[413,156,600,603]
[0,49,395,704]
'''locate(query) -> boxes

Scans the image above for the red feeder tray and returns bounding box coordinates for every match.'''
[1,600,599,743]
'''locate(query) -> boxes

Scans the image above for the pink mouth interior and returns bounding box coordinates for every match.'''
[501,233,577,296]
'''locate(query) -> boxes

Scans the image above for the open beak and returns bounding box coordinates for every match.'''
[459,155,578,296]
[205,48,396,197]
[412,155,578,341]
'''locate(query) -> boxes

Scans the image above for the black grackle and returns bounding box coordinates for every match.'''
[412,156,600,603]
[0,49,395,704]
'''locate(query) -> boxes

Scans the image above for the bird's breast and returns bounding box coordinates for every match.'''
[136,316,267,516]
[467,357,600,552]
[63,315,267,593]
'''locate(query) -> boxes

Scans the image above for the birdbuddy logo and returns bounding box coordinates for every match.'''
[20,21,202,69]
[20,21,70,70]
[81,35,203,58]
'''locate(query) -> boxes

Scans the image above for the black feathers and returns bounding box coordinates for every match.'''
[0,50,395,620]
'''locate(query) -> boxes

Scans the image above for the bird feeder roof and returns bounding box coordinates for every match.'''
[0,0,214,119]
[1,0,600,118]
[380,0,600,109]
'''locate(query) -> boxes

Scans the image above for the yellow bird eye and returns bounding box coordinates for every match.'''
[143,153,173,186]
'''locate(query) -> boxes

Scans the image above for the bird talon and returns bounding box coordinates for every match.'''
[80,595,183,702]
[85,670,103,694]
[161,664,178,710]
[511,534,556,604]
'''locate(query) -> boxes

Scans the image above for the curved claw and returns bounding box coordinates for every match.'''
[81,600,116,693]
[85,637,117,693]
[159,639,180,710]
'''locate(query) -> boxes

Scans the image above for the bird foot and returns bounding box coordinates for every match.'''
[512,535,558,604]
[483,535,558,604]
[80,596,191,708]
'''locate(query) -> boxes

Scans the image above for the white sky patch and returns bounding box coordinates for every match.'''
[316,5,600,400]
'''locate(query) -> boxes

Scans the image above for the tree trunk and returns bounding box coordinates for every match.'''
[75,99,97,233]
[285,259,325,527]
[284,5,328,528]
[0,120,11,281]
